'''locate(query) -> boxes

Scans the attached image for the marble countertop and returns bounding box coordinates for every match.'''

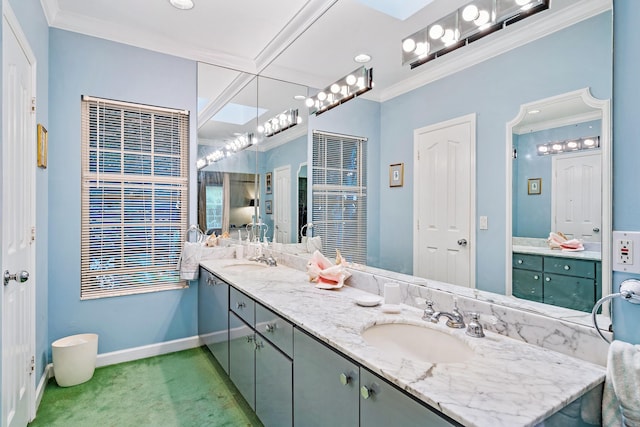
[512,245,602,261]
[200,258,605,427]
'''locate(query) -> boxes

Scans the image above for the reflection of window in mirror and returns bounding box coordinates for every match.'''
[206,185,223,230]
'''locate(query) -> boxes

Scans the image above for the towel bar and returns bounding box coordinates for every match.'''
[592,279,640,343]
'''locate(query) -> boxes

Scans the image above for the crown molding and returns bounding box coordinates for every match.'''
[378,0,611,103]
[513,111,602,135]
[40,0,59,25]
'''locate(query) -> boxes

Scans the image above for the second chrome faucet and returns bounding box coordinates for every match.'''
[423,300,484,337]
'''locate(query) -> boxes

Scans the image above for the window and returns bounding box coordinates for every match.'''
[312,130,367,264]
[81,96,189,299]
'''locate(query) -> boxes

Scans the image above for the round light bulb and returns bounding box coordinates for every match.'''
[169,0,194,10]
[257,125,264,133]
[516,0,532,5]
[584,139,595,146]
[305,98,314,107]
[552,143,563,151]
[429,24,444,40]
[346,74,357,86]
[474,10,490,26]
[330,83,341,94]
[415,42,428,56]
[538,146,548,153]
[567,141,578,149]
[317,91,327,101]
[402,38,416,53]
[441,29,456,44]
[462,5,479,22]
[297,117,302,124]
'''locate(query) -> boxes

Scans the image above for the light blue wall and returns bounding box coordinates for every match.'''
[259,135,307,242]
[611,1,640,344]
[48,29,198,354]
[378,12,612,293]
[513,120,601,238]
[4,0,49,382]
[308,97,381,265]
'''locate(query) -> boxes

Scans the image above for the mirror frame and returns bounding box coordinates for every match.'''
[505,87,612,318]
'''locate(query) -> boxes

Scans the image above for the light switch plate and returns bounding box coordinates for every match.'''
[613,231,640,273]
[479,216,488,230]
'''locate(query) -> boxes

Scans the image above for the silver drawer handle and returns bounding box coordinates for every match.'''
[206,276,216,286]
[265,323,276,333]
[246,335,254,343]
[236,301,246,310]
[255,340,264,350]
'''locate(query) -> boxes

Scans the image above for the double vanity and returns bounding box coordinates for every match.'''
[198,251,606,427]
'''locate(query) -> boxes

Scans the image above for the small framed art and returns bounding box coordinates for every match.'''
[37,124,48,169]
[265,200,273,214]
[265,172,272,194]
[527,178,541,195]
[389,163,404,187]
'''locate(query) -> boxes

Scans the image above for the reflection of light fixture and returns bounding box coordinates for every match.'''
[197,132,256,169]
[402,0,549,69]
[354,53,372,63]
[169,0,194,10]
[305,67,373,116]
[536,136,600,156]
[528,109,541,115]
[258,109,301,138]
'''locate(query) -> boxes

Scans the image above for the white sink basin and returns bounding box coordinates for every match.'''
[223,263,269,272]
[361,323,473,364]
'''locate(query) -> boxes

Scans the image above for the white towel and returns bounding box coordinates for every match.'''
[176,241,202,281]
[602,340,640,426]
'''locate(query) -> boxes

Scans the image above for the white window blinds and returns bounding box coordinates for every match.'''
[312,130,367,264]
[81,96,189,299]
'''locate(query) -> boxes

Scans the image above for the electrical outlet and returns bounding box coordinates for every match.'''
[613,231,640,273]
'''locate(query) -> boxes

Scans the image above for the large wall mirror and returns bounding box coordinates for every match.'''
[199,0,613,326]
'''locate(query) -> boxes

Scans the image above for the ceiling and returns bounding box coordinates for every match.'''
[41,0,610,148]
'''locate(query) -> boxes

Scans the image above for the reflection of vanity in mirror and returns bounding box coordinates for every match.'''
[508,88,610,312]
[197,0,613,326]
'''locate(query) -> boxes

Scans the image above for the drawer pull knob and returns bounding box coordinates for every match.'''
[246,335,254,343]
[564,265,570,271]
[517,259,523,264]
[360,385,374,400]
[339,372,351,386]
[533,275,539,280]
[236,302,246,310]
[546,277,551,282]
[265,323,276,333]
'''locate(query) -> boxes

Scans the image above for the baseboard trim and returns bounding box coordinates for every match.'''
[35,363,54,413]
[96,335,201,368]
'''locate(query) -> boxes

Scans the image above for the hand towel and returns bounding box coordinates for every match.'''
[602,340,640,426]
[176,241,202,281]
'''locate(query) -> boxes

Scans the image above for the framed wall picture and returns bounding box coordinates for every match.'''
[389,163,404,187]
[265,172,272,194]
[265,200,273,214]
[37,124,48,169]
[527,178,542,195]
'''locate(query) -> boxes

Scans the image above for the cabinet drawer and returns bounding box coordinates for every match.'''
[512,269,543,303]
[544,257,596,279]
[543,273,595,312]
[256,303,293,358]
[512,253,543,271]
[230,287,255,326]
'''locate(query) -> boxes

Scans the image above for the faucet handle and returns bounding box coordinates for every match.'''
[466,313,485,338]
[422,300,435,320]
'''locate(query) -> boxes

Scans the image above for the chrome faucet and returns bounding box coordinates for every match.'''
[429,305,465,329]
[252,254,278,267]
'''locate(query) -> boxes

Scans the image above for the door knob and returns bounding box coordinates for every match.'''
[457,239,468,246]
[593,227,600,233]
[4,270,29,286]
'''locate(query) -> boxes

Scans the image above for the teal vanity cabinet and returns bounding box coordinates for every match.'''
[197,268,229,373]
[359,368,456,427]
[228,287,293,427]
[293,328,360,427]
[512,253,601,312]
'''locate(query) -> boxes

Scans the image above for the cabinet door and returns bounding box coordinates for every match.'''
[544,256,596,279]
[229,311,255,409]
[293,328,359,427]
[198,270,229,373]
[512,268,543,302]
[230,286,255,325]
[255,336,292,427]
[543,273,595,312]
[360,368,457,427]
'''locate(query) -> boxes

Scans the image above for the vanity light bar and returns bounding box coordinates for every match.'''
[306,67,373,116]
[197,132,256,169]
[536,136,600,156]
[402,0,550,69]
[258,108,301,137]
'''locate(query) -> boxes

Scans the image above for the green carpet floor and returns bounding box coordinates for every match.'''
[29,346,263,427]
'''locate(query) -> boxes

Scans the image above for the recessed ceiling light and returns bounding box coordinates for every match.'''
[293,95,306,101]
[169,0,194,10]
[354,53,372,63]
[528,109,541,114]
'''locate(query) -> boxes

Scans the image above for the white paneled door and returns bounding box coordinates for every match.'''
[552,152,602,243]
[2,7,36,427]
[273,165,291,244]
[413,115,475,288]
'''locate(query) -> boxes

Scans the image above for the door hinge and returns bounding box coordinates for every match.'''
[31,226,36,243]
[29,356,35,375]
[31,97,36,113]
[417,219,420,231]
[417,150,420,161]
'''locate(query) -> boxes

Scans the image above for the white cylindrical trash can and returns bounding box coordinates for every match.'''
[52,333,98,387]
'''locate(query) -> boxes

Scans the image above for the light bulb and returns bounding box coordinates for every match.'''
[584,139,595,146]
[516,0,532,5]
[429,24,444,40]
[169,0,194,10]
[305,98,314,107]
[552,143,563,151]
[415,42,428,56]
[317,91,327,101]
[462,5,479,22]
[441,29,456,44]
[297,117,302,124]
[538,146,548,153]
[330,84,341,94]
[474,10,490,26]
[402,38,416,53]
[257,125,264,133]
[567,141,578,149]
[346,74,357,86]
